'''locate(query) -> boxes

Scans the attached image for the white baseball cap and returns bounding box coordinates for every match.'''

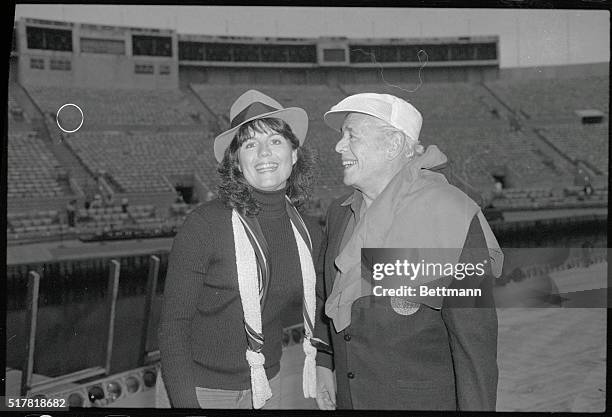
[324,93,423,142]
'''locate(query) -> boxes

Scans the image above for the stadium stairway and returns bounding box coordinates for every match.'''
[516,128,576,183]
[481,81,521,120]
[47,137,98,195]
[183,85,223,135]
[480,82,577,186]
[8,81,41,125]
[10,81,112,197]
[531,127,602,177]
[8,82,92,197]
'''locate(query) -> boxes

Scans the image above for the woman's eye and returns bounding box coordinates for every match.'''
[271,138,282,145]
[244,141,256,149]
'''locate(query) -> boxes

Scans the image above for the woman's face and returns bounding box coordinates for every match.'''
[238,127,297,191]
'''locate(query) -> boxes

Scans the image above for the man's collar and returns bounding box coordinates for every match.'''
[340,193,354,207]
[340,190,363,214]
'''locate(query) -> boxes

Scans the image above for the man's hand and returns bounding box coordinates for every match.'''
[316,365,336,410]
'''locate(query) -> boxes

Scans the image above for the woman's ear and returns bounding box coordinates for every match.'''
[292,149,298,165]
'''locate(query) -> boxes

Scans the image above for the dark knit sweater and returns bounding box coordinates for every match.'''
[158,189,322,408]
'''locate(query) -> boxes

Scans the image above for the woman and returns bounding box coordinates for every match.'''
[158,90,322,409]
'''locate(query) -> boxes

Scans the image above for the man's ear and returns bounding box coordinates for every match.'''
[386,131,405,160]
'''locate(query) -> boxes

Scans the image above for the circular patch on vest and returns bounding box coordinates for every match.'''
[390,297,420,315]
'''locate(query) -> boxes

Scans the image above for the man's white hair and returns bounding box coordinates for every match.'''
[377,120,424,159]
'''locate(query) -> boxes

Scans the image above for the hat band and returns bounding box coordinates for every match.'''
[231,102,279,129]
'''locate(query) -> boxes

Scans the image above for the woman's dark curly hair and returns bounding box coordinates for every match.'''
[217,117,318,216]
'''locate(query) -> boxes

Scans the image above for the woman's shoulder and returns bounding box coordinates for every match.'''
[170,199,235,258]
[184,199,232,227]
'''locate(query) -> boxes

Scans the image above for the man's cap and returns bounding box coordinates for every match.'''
[324,93,423,142]
[213,89,308,162]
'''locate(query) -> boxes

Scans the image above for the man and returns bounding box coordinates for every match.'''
[313,93,503,410]
[66,199,77,228]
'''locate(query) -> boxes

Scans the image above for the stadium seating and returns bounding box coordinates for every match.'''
[24,85,204,126]
[7,202,178,242]
[538,123,608,173]
[6,209,70,240]
[7,132,68,199]
[491,183,608,210]
[64,131,218,192]
[341,81,502,121]
[486,76,609,120]
[419,124,568,189]
[7,76,608,242]
[8,93,26,122]
[73,204,164,235]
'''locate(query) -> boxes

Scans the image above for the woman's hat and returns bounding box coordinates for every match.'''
[213,90,308,162]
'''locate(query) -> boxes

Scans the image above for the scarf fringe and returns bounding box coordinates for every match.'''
[302,339,317,398]
[246,349,272,409]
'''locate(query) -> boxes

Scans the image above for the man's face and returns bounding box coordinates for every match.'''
[335,113,391,193]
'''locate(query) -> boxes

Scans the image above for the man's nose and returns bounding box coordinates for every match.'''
[335,136,347,154]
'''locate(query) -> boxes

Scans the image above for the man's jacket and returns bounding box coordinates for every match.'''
[314,191,499,410]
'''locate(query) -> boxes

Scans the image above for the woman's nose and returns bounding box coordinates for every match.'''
[258,143,271,156]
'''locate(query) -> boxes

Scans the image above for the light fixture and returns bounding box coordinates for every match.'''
[87,385,104,403]
[106,381,122,400]
[68,392,84,407]
[28,365,161,407]
[125,376,140,393]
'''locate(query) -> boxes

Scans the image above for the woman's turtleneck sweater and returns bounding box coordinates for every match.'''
[251,187,304,376]
[159,188,320,408]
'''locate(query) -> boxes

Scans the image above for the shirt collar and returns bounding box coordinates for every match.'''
[340,190,364,216]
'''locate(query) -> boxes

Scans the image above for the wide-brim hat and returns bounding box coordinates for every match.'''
[213,89,308,162]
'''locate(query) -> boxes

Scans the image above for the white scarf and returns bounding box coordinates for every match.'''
[231,208,317,409]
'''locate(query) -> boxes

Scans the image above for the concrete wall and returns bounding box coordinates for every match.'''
[16,19,179,89]
[18,51,178,90]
